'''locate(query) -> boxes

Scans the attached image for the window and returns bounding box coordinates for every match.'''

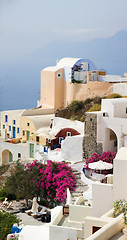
[13,120,16,125]
[9,126,11,131]
[5,115,8,122]
[103,113,106,117]
[23,130,25,136]
[18,153,21,158]
[3,125,5,129]
[57,73,62,78]
[67,132,71,137]
[17,128,19,133]
[114,140,117,147]
[59,137,63,144]
[91,72,97,81]
[36,136,39,142]
[27,122,30,126]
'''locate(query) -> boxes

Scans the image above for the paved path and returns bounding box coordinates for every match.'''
[16,212,44,226]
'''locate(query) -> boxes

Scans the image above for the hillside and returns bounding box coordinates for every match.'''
[55,94,123,122]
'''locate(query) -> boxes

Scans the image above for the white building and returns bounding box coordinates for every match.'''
[0,140,38,165]
[98,98,127,152]
[1,109,25,139]
[84,98,127,157]
[0,108,54,165]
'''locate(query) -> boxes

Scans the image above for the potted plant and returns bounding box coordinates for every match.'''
[113,199,127,237]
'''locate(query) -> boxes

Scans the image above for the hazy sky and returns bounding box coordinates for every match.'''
[1,0,127,110]
[1,0,127,63]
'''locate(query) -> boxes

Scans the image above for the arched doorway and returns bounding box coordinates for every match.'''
[2,150,13,165]
[104,128,118,152]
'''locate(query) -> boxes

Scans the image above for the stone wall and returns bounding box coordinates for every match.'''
[83,112,103,159]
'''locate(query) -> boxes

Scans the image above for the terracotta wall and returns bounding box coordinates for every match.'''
[40,71,55,108]
[64,81,113,107]
[40,69,113,110]
[55,128,80,139]
[55,69,64,110]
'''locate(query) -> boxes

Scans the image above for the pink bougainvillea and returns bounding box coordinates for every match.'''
[26,160,76,207]
[84,151,116,169]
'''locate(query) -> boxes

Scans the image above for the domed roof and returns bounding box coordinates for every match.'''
[43,57,96,72]
[57,57,81,68]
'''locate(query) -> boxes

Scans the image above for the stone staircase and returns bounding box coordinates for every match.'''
[71,169,88,204]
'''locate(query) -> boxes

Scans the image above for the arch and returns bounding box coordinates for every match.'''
[2,149,13,165]
[104,128,118,152]
[71,58,96,82]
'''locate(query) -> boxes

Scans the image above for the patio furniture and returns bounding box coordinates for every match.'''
[41,212,51,222]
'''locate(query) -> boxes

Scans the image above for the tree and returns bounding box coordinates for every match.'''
[0,211,18,240]
[5,160,76,208]
[26,160,76,207]
[5,167,34,206]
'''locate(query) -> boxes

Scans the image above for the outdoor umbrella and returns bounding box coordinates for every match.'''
[88,160,113,170]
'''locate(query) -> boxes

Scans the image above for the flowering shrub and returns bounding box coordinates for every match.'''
[26,160,76,207]
[85,151,116,169]
[9,235,18,240]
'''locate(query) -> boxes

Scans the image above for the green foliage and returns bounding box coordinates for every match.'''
[93,96,101,105]
[72,79,83,84]
[15,160,24,171]
[0,187,16,201]
[55,98,100,121]
[0,165,9,176]
[87,104,101,112]
[70,115,79,121]
[55,93,127,121]
[83,98,93,104]
[0,211,19,240]
[106,93,122,99]
[113,199,127,225]
[0,188,6,198]
[80,115,85,122]
[0,197,4,201]
[68,100,85,112]
[5,167,34,206]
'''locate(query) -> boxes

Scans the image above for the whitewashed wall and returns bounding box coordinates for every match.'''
[1,109,25,139]
[69,205,92,222]
[101,98,127,118]
[113,82,127,96]
[0,141,37,165]
[98,115,127,150]
[52,117,84,135]
[61,135,83,163]
[92,182,113,217]
[101,99,114,117]
[49,225,77,240]
[113,147,127,202]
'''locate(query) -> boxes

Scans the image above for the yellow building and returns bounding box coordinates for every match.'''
[20,109,54,145]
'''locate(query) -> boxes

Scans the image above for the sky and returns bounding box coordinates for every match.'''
[1,0,127,62]
[1,0,127,110]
